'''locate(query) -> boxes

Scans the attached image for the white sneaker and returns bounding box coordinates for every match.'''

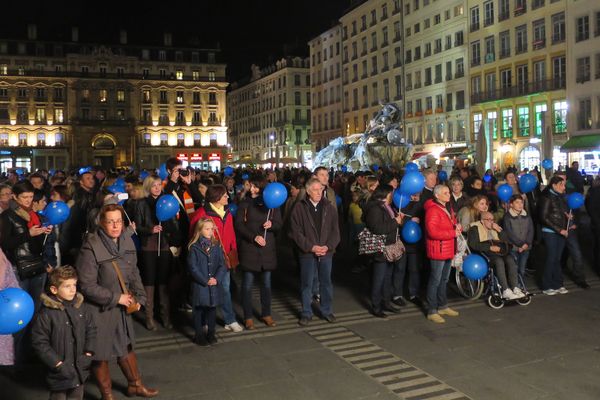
[556,287,569,295]
[224,322,244,333]
[543,289,557,296]
[502,288,519,300]
[512,287,525,298]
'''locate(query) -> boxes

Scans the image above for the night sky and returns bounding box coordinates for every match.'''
[2,0,351,81]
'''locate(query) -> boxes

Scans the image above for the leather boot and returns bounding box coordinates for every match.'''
[158,285,172,329]
[92,361,114,400]
[144,286,157,331]
[117,352,159,398]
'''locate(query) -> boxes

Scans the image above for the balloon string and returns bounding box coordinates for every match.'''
[263,209,272,241]
[566,209,572,235]
[123,209,138,235]
[43,233,48,246]
[158,222,161,257]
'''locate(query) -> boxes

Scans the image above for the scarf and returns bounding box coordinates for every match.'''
[508,208,527,217]
[209,202,226,219]
[474,221,499,242]
[199,237,212,252]
[97,228,128,258]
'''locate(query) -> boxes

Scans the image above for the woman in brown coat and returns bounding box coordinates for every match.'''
[76,204,158,399]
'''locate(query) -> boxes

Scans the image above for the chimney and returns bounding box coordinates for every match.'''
[163,32,172,46]
[27,24,37,40]
[119,29,127,45]
[71,27,79,42]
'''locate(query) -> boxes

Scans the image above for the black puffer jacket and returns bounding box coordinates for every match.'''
[538,188,568,234]
[31,293,97,391]
[0,207,46,277]
[363,200,400,262]
[133,196,182,249]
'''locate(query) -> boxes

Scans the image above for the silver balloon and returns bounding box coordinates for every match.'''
[387,128,404,145]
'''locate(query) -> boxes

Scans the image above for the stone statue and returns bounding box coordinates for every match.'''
[314,103,413,171]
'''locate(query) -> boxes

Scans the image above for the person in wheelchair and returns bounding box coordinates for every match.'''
[467,212,524,300]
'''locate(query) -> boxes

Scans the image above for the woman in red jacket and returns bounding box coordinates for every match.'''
[424,185,462,324]
[188,184,243,333]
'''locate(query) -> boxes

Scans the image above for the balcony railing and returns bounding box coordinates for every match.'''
[470,23,480,32]
[71,117,134,126]
[0,69,227,82]
[532,39,545,50]
[470,78,566,104]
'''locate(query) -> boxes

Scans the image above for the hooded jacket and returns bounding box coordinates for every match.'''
[31,293,97,391]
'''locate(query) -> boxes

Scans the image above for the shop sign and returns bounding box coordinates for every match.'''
[176,153,188,161]
[190,153,202,161]
[208,152,221,161]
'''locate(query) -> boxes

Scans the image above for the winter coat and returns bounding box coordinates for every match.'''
[363,200,400,262]
[0,248,19,366]
[61,187,95,254]
[585,185,600,229]
[297,186,338,211]
[467,222,510,257]
[538,189,568,234]
[75,230,145,360]
[0,206,54,279]
[31,293,97,391]
[424,199,457,261]
[502,209,534,248]
[448,193,469,215]
[288,197,340,257]
[234,196,283,272]
[187,241,226,307]
[189,203,237,256]
[133,196,182,250]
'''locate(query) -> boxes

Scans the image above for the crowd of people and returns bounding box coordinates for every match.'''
[0,158,599,399]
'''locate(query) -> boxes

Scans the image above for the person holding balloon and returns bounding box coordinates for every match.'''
[363,184,405,318]
[133,176,182,330]
[538,176,571,295]
[76,203,158,399]
[234,176,283,330]
[424,185,462,324]
[0,247,20,366]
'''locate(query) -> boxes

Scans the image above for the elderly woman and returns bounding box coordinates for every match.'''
[235,175,283,329]
[424,185,462,323]
[76,204,158,399]
[363,184,404,318]
[448,177,469,214]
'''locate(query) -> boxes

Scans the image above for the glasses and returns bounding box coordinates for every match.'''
[482,218,494,221]
[104,219,123,226]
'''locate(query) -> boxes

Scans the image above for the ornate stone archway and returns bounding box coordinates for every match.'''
[91,133,117,169]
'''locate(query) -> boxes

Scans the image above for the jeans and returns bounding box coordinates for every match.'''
[426,259,452,315]
[511,249,530,279]
[299,255,333,318]
[193,306,216,339]
[393,253,420,299]
[562,230,586,283]
[542,232,566,290]
[220,270,237,324]
[371,261,393,312]
[242,270,272,320]
[15,272,46,364]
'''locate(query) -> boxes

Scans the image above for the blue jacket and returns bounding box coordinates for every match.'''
[187,241,226,307]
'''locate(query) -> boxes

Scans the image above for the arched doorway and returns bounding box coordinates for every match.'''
[91,133,117,169]
[519,145,541,171]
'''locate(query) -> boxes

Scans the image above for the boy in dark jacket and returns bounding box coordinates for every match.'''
[502,195,534,279]
[31,266,96,400]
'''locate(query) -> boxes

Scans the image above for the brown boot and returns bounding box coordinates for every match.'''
[144,286,157,331]
[92,361,114,400]
[244,319,255,330]
[157,285,172,329]
[117,352,159,398]
[262,316,276,327]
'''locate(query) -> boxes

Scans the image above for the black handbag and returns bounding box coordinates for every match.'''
[17,260,47,280]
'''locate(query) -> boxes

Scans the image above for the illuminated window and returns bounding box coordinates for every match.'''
[501,108,513,138]
[117,90,125,102]
[192,71,199,81]
[176,70,183,80]
[142,90,151,103]
[176,91,184,104]
[0,64,6,75]
[487,111,497,139]
[518,106,529,136]
[36,108,46,123]
[553,100,567,134]
[208,71,215,81]
[54,109,64,124]
[99,89,107,103]
[534,103,547,136]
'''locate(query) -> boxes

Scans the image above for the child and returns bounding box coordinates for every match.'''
[187,217,226,346]
[31,266,96,400]
[502,195,534,279]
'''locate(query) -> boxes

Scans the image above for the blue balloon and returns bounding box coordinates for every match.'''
[462,254,489,280]
[401,220,422,244]
[224,166,234,177]
[242,173,249,180]
[229,203,238,217]
[393,189,410,209]
[78,166,91,175]
[483,174,492,183]
[235,184,244,192]
[405,162,419,172]
[49,169,55,176]
[438,170,448,182]
[107,184,122,194]
[400,172,425,195]
[15,168,24,175]
[518,173,538,194]
[372,164,379,172]
[156,194,180,221]
[44,201,71,225]
[497,184,513,202]
[140,170,150,180]
[0,288,35,334]
[541,158,553,170]
[567,192,585,210]
[336,195,342,207]
[263,182,288,209]
[158,163,168,180]
[341,165,348,173]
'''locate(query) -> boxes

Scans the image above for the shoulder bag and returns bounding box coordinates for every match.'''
[214,224,239,270]
[358,228,386,255]
[383,228,405,262]
[111,261,139,314]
